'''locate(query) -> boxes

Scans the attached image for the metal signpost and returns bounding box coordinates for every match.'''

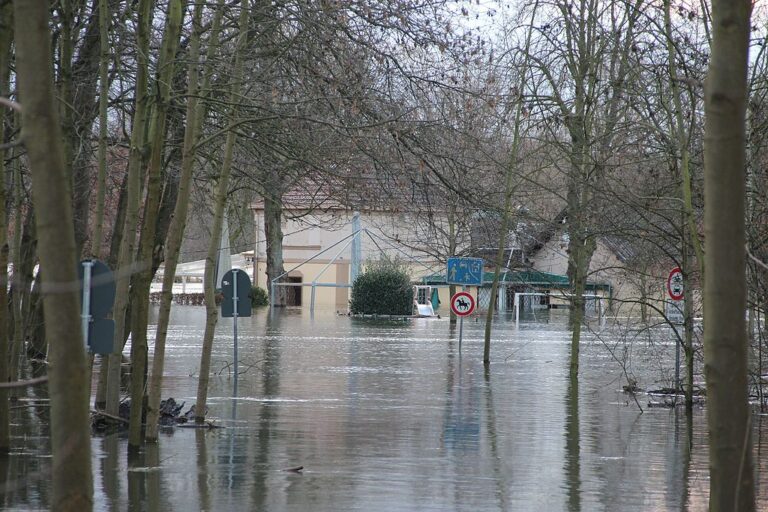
[667,266,684,393]
[447,258,482,352]
[450,291,475,350]
[78,259,116,355]
[221,269,252,393]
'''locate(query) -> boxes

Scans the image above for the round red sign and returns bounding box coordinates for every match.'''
[667,267,684,300]
[450,291,476,316]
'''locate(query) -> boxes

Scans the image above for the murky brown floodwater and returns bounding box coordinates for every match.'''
[2,306,767,511]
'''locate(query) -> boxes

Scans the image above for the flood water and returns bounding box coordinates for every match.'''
[3,306,768,511]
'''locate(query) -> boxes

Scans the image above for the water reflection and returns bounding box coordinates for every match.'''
[99,434,119,510]
[3,308,768,510]
[195,429,211,511]
[565,374,581,512]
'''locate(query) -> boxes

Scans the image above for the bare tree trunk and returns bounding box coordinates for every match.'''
[195,0,250,423]
[105,0,154,417]
[146,0,223,441]
[447,208,457,325]
[483,1,539,364]
[10,152,25,381]
[703,0,755,508]
[128,0,186,450]
[264,190,287,307]
[13,1,93,508]
[0,0,12,453]
[91,0,110,257]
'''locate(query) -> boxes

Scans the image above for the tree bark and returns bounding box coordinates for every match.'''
[482,3,536,363]
[0,0,12,452]
[105,0,154,417]
[264,190,287,307]
[91,0,110,257]
[13,1,93,509]
[195,0,250,423]
[128,0,186,450]
[703,0,755,508]
[145,0,223,441]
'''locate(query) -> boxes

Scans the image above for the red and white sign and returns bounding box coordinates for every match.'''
[451,291,476,317]
[667,267,684,300]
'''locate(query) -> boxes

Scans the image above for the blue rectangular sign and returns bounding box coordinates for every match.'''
[447,257,484,286]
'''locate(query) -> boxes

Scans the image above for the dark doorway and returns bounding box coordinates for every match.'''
[287,276,302,306]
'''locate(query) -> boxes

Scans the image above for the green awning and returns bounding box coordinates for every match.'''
[420,269,610,292]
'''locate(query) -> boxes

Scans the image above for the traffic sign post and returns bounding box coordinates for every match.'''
[666,266,684,394]
[78,259,116,355]
[221,269,252,393]
[451,291,476,350]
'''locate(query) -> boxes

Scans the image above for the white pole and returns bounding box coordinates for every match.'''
[81,260,93,350]
[232,270,239,394]
[310,284,316,317]
[514,292,520,324]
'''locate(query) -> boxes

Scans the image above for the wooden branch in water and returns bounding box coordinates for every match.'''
[91,409,129,424]
[176,421,222,429]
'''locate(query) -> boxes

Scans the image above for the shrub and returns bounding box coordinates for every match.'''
[350,260,412,315]
[251,286,269,307]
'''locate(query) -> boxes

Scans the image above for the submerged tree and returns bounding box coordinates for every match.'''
[13,1,93,508]
[703,0,755,508]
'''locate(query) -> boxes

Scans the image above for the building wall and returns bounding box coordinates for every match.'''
[251,209,443,310]
[528,234,694,318]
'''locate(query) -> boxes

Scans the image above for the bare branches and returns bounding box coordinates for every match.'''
[0,376,48,389]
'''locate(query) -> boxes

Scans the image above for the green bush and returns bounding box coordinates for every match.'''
[350,261,412,315]
[251,286,269,307]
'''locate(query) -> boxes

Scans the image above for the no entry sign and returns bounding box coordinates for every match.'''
[667,267,684,300]
[450,291,476,317]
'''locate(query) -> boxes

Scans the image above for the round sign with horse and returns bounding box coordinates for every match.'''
[450,291,476,317]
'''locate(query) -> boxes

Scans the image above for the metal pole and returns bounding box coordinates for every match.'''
[514,292,520,324]
[233,270,239,395]
[81,260,93,350]
[351,212,361,283]
[675,307,681,394]
[459,316,463,352]
[310,284,316,317]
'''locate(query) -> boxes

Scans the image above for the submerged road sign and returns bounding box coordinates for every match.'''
[447,257,484,286]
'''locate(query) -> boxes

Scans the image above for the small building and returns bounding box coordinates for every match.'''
[250,203,447,311]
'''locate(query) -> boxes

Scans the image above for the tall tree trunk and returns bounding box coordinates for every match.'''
[664,0,705,279]
[703,0,755,508]
[565,125,595,378]
[264,189,287,307]
[105,0,154,417]
[195,0,250,423]
[10,152,24,375]
[0,0,12,453]
[482,0,537,364]
[447,207,457,325]
[128,0,186,450]
[13,1,93,509]
[146,0,223,441]
[91,0,110,257]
